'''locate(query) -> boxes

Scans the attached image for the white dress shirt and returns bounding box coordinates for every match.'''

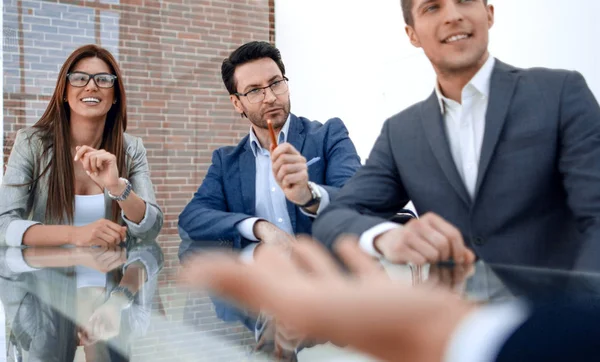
[358,55,496,257]
[359,55,516,362]
[444,300,529,362]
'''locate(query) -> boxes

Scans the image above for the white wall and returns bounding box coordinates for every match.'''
[276,0,600,160]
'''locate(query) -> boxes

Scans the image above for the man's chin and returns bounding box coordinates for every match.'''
[264,114,288,128]
[440,51,487,73]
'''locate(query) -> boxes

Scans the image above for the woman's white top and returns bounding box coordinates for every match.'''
[74,194,107,289]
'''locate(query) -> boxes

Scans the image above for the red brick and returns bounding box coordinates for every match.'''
[4,0,274,357]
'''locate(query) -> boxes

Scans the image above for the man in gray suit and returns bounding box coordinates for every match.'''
[313,0,600,271]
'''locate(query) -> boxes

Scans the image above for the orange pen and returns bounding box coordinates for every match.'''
[267,119,277,151]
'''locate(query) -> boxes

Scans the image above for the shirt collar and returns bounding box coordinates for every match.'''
[435,55,496,114]
[249,114,291,157]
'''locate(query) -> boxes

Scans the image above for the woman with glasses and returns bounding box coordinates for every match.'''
[0,44,163,247]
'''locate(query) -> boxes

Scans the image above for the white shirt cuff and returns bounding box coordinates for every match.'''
[236,217,260,242]
[444,300,530,362]
[359,222,401,258]
[5,220,41,247]
[299,185,330,218]
[240,243,260,264]
[122,201,158,234]
[6,248,39,273]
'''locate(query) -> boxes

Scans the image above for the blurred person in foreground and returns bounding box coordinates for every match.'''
[180,237,600,362]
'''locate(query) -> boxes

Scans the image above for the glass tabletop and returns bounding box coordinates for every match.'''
[2,237,600,362]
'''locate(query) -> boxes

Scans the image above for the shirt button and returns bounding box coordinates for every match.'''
[473,237,485,246]
[277,218,283,223]
[271,187,276,192]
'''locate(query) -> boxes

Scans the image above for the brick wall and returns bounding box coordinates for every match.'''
[3,0,274,358]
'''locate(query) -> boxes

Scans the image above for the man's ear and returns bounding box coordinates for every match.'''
[487,4,495,30]
[230,94,245,116]
[405,25,422,48]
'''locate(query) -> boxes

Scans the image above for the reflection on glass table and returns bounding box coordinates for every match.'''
[383,259,600,302]
[3,236,600,362]
[0,236,163,362]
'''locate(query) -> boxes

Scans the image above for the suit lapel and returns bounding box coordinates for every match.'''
[474,61,519,199]
[284,115,305,231]
[421,92,471,207]
[240,140,257,216]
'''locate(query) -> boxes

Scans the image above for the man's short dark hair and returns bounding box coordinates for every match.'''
[221,41,286,95]
[401,0,488,26]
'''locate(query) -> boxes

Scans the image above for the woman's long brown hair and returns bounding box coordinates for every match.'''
[32,44,128,224]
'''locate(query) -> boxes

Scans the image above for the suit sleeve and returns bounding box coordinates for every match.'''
[123,137,164,240]
[313,118,411,248]
[318,118,362,198]
[555,71,600,271]
[0,129,40,247]
[178,149,255,257]
[495,300,600,362]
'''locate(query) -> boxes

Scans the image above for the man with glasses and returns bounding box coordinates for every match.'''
[177,41,361,345]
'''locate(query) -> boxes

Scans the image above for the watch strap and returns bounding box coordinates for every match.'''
[108,178,132,201]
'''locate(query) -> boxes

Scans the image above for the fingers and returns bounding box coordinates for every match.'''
[382,213,466,265]
[422,213,467,263]
[281,172,308,189]
[290,236,341,277]
[89,220,126,247]
[179,253,277,312]
[405,233,441,262]
[78,329,97,346]
[275,163,306,183]
[401,246,428,265]
[425,263,475,293]
[100,219,127,241]
[463,248,477,264]
[74,145,95,162]
[74,146,116,176]
[271,143,301,163]
[254,242,298,274]
[97,248,125,271]
[416,225,450,261]
[95,230,120,247]
[272,154,306,180]
[75,146,100,175]
[334,236,386,277]
[100,226,123,244]
[276,324,304,350]
[89,239,110,249]
[376,228,429,265]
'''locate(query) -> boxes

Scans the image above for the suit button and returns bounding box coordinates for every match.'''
[473,237,485,246]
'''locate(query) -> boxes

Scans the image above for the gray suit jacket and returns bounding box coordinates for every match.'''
[0,127,163,246]
[314,60,600,271]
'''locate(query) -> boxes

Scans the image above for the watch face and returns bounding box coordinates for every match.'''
[309,182,321,199]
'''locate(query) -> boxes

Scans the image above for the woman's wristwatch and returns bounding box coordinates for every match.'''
[109,285,135,309]
[108,178,132,201]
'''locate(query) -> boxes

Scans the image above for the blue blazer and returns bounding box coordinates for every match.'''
[178,114,361,323]
[178,114,361,255]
